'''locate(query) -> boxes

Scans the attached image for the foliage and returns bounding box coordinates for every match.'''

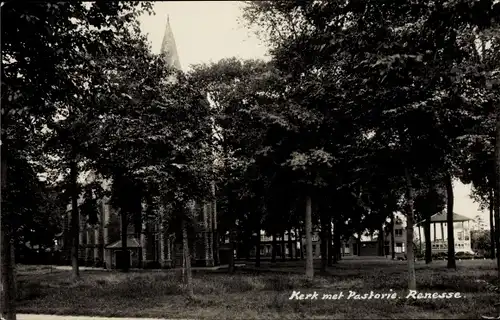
[414,185,447,222]
[3,152,63,251]
[471,230,492,253]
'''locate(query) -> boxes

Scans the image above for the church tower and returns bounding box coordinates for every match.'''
[160,16,182,70]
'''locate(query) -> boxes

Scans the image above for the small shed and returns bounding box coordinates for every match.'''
[105,237,142,269]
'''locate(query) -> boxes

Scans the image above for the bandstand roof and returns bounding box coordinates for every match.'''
[416,212,472,225]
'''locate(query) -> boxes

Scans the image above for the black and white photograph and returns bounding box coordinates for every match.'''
[1,1,500,319]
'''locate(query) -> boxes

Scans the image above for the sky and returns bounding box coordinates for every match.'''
[138,1,269,71]
[138,1,490,227]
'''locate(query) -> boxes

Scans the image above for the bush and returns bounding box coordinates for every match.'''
[144,261,161,269]
[432,252,447,260]
[16,280,46,301]
[455,252,474,260]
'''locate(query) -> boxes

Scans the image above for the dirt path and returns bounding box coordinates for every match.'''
[17,315,192,320]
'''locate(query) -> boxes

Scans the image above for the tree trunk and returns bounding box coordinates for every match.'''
[207,203,213,264]
[333,226,342,261]
[1,225,16,320]
[120,210,129,272]
[158,213,165,267]
[1,142,17,320]
[140,217,146,268]
[378,225,384,256]
[404,168,416,290]
[181,217,194,298]
[294,227,300,260]
[203,203,210,266]
[490,188,496,259]
[320,216,328,272]
[305,195,314,280]
[228,230,235,273]
[212,182,219,266]
[418,226,422,254]
[181,245,185,283]
[444,173,456,269]
[356,235,361,257]
[424,212,432,264]
[327,220,333,266]
[332,225,338,263]
[320,239,327,272]
[298,227,304,260]
[255,224,261,268]
[288,228,294,259]
[495,110,500,278]
[228,240,235,273]
[390,212,396,260]
[69,157,80,279]
[271,234,277,263]
[280,233,286,262]
[495,196,500,278]
[245,238,251,261]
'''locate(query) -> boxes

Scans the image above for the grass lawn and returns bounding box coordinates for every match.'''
[16,259,500,319]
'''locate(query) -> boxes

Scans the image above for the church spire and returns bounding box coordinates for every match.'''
[160,16,182,70]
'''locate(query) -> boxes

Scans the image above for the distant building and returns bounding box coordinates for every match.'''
[340,211,473,258]
[341,217,406,259]
[241,230,320,260]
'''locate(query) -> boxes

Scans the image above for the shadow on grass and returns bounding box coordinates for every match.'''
[15,259,499,319]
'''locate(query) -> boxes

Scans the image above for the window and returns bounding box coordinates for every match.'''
[457,232,463,241]
[464,234,470,241]
[395,243,403,253]
[395,229,403,237]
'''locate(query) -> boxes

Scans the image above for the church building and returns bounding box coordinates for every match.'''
[58,18,219,269]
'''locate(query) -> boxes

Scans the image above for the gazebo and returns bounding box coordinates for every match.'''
[415,212,473,254]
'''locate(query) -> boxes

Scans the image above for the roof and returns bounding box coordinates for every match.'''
[105,237,141,249]
[160,17,182,70]
[416,211,472,225]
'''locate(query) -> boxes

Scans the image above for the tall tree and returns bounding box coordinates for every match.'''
[1,2,153,317]
[414,184,446,263]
